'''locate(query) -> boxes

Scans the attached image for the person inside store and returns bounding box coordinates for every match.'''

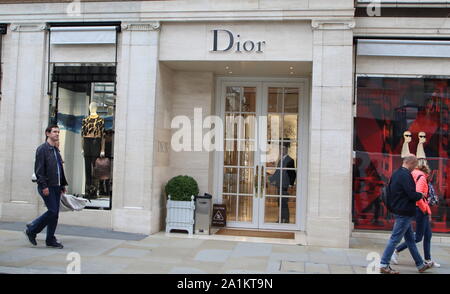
[269,141,296,223]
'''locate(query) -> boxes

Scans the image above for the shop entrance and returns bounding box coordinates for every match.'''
[216,78,309,231]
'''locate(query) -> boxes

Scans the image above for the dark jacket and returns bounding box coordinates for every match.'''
[269,155,297,188]
[388,167,423,217]
[34,142,68,189]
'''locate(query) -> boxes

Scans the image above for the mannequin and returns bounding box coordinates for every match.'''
[417,132,427,159]
[81,102,105,198]
[401,131,412,158]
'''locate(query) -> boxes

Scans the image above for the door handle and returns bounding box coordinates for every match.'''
[254,165,259,195]
[260,165,265,198]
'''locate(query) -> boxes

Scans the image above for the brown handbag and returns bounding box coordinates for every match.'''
[93,157,111,180]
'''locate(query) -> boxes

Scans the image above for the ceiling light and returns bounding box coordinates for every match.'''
[289,66,294,70]
[225,66,230,70]
[229,71,233,74]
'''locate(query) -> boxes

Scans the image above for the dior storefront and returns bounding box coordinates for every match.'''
[0,1,448,249]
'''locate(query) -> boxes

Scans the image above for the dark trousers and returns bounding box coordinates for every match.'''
[28,186,62,243]
[396,207,432,260]
[83,137,101,189]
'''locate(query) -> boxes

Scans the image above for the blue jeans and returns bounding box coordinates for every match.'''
[396,207,432,260]
[28,186,62,244]
[380,214,425,269]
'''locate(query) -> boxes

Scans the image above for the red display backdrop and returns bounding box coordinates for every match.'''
[353,77,450,233]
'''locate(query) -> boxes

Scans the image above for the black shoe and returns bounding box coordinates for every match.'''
[46,241,64,249]
[24,229,37,246]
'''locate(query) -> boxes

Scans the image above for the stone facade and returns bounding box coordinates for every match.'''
[0,0,449,248]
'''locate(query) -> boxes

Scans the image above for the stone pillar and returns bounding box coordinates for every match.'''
[0,23,48,222]
[306,20,355,248]
[112,22,160,235]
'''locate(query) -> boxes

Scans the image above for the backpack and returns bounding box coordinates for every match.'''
[427,183,439,207]
[380,179,393,212]
[416,175,439,207]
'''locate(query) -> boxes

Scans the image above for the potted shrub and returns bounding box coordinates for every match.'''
[165,175,199,235]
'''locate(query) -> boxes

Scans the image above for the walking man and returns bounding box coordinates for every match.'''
[24,125,68,249]
[380,155,434,274]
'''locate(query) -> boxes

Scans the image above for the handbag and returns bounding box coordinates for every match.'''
[93,157,111,180]
[60,194,88,212]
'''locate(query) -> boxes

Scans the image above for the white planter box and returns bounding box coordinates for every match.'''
[165,195,195,235]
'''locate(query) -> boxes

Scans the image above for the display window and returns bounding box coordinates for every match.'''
[353,76,450,233]
[49,65,116,210]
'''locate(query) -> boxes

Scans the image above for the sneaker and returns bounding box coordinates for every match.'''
[23,229,37,246]
[418,262,433,273]
[391,251,399,265]
[380,266,399,274]
[46,241,64,249]
[426,260,440,268]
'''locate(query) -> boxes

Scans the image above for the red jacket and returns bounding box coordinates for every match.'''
[411,169,432,215]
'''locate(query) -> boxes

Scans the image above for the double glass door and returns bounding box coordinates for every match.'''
[219,80,306,230]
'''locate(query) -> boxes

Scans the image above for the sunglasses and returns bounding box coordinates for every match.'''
[419,135,426,138]
[404,135,412,137]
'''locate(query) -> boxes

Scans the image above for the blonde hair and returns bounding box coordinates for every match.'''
[417,159,431,175]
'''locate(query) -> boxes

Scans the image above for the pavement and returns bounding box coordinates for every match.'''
[0,222,449,274]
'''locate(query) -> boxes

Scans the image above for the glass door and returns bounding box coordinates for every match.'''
[259,85,301,230]
[219,80,305,230]
[222,84,261,228]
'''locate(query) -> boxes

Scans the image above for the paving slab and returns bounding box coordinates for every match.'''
[304,262,330,274]
[0,223,448,275]
[194,249,232,263]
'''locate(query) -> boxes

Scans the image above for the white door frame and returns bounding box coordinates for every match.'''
[213,76,309,231]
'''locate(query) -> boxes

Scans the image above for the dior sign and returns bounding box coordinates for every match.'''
[212,29,266,53]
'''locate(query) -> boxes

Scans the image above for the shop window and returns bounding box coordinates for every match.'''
[49,65,116,210]
[353,77,450,233]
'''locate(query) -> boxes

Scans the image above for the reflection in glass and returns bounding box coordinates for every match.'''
[226,87,240,112]
[265,168,281,196]
[287,142,298,166]
[284,88,299,113]
[239,168,254,195]
[242,87,256,112]
[267,114,281,141]
[354,77,450,233]
[238,196,253,222]
[223,168,237,193]
[265,142,281,168]
[225,114,239,139]
[264,197,280,223]
[268,87,283,113]
[224,140,238,166]
[223,195,237,222]
[242,114,256,140]
[283,114,298,141]
[239,141,255,167]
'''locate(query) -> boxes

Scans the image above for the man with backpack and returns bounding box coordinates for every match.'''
[379,155,434,274]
